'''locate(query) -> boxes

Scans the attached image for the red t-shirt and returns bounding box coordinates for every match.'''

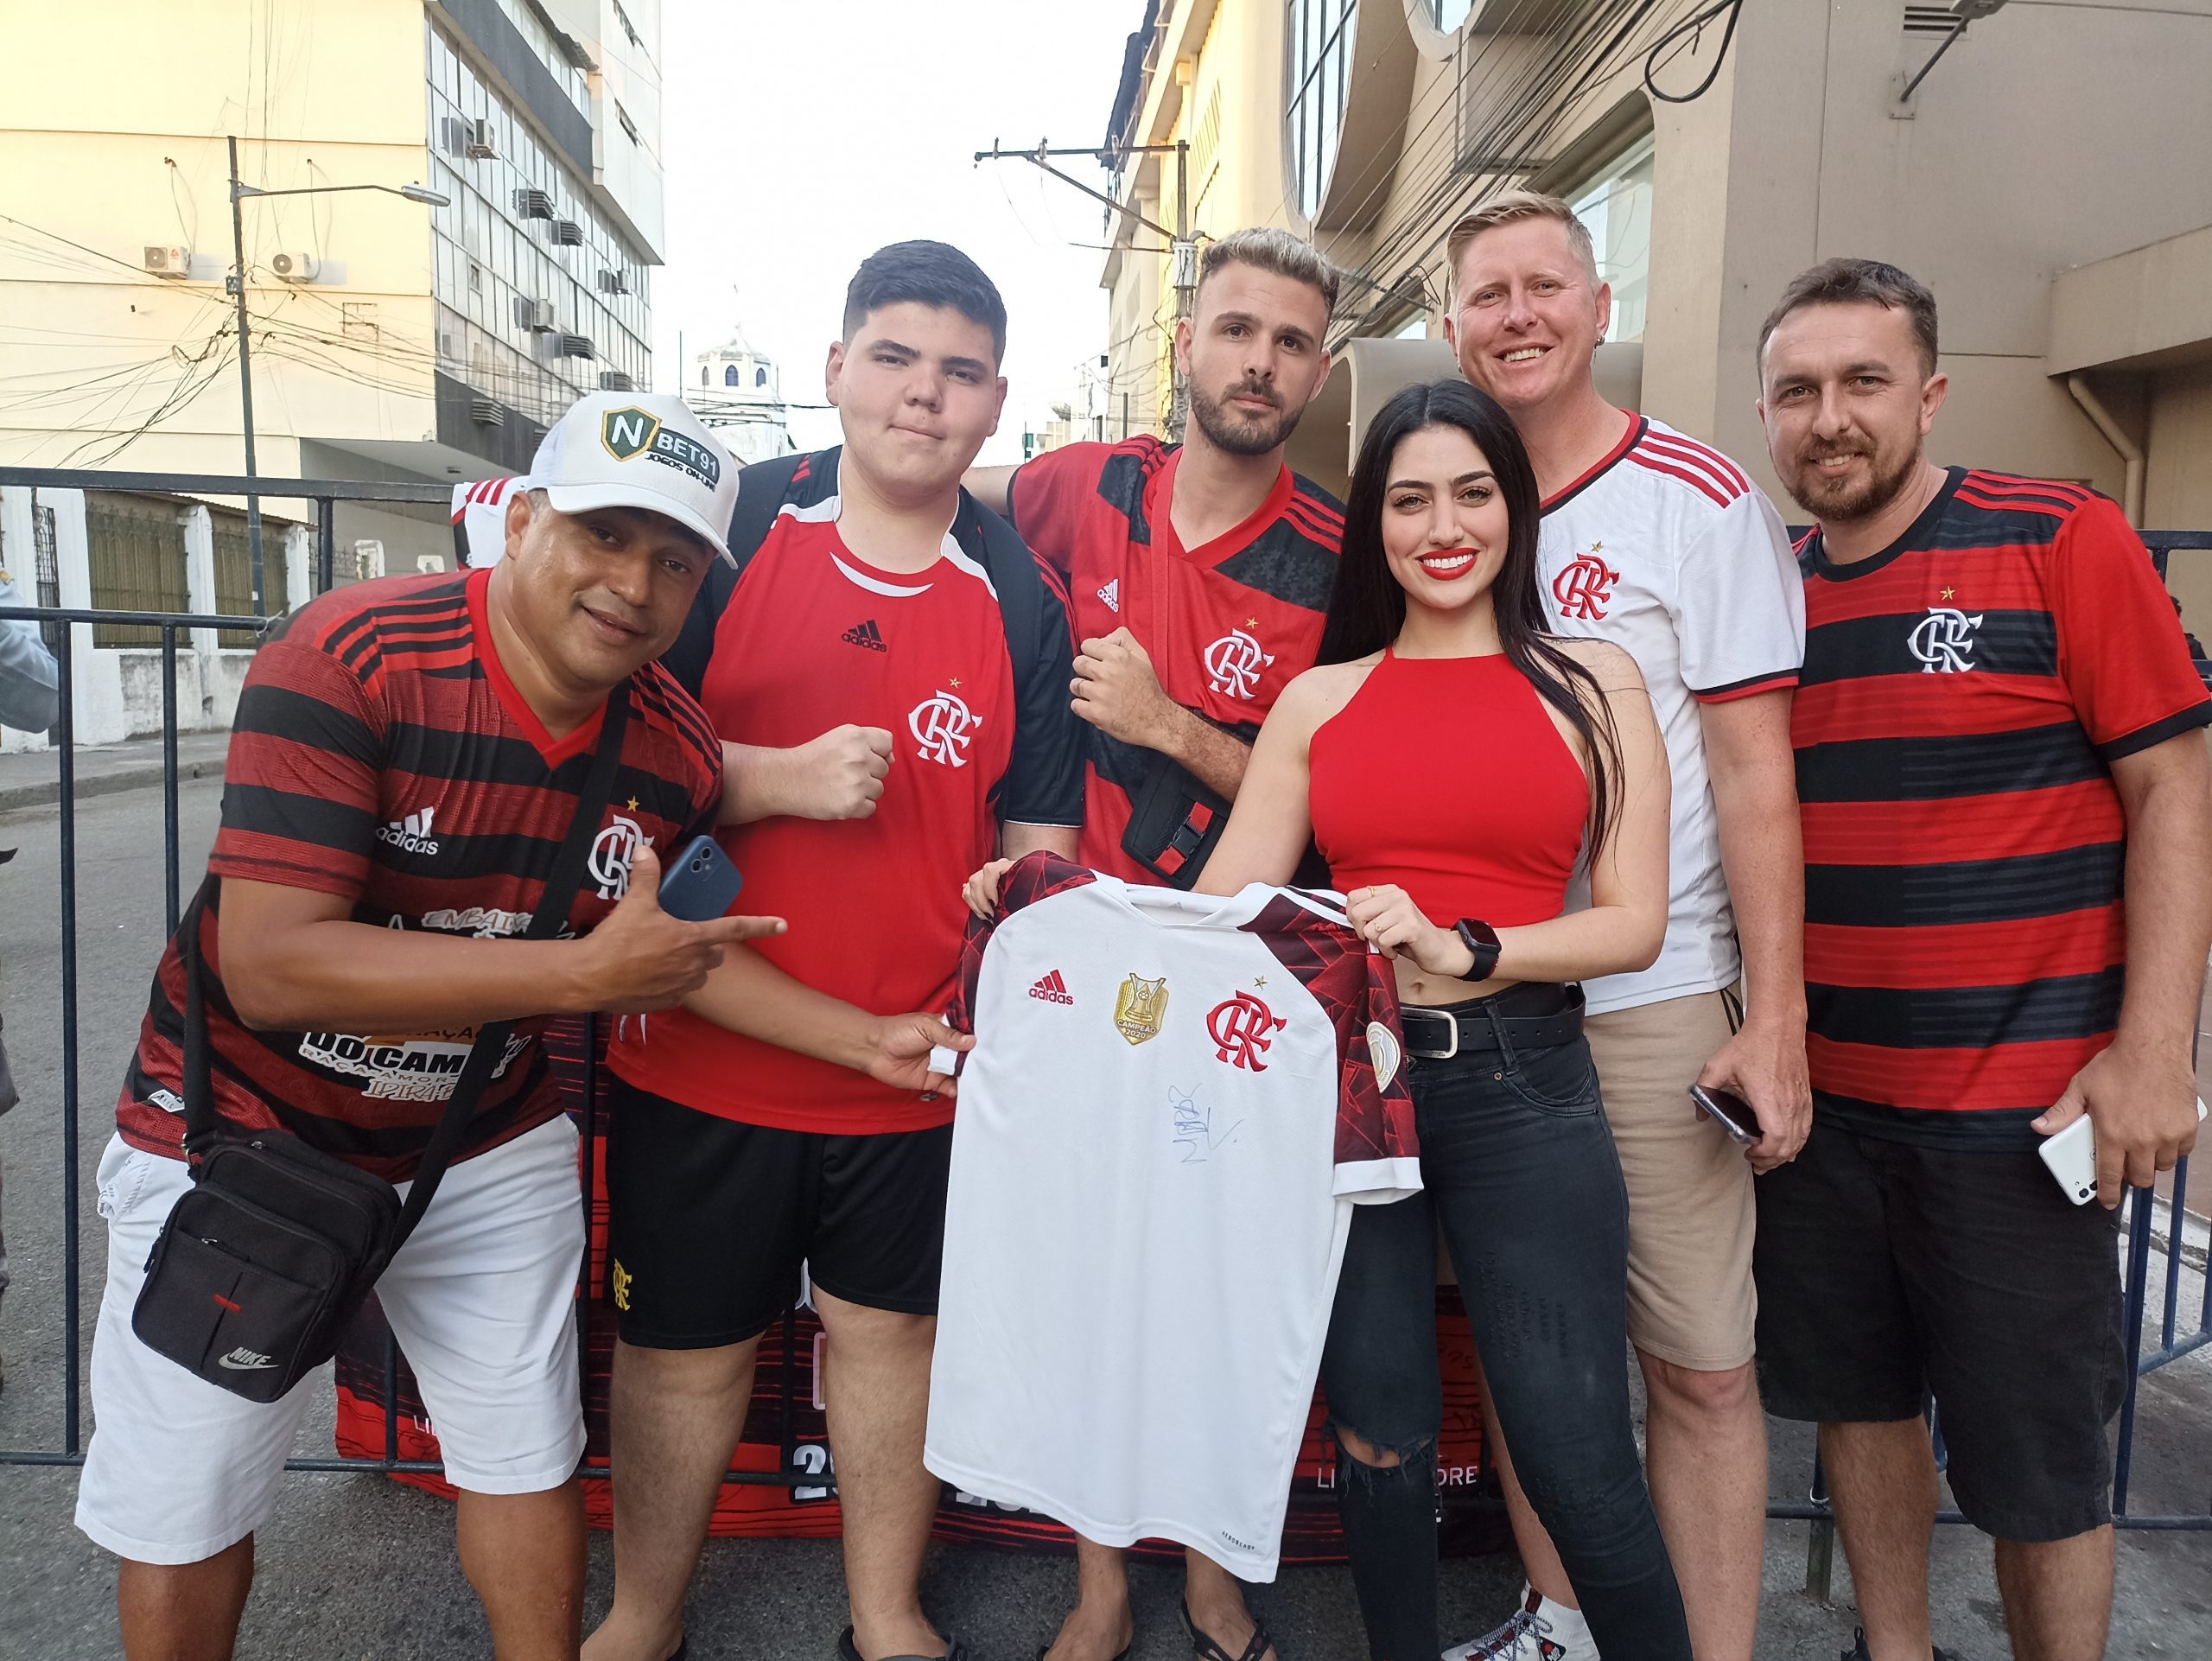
[609,464,1084,1135]
[1009,437,1344,882]
[118,570,723,1181]
[1794,470,2212,1146]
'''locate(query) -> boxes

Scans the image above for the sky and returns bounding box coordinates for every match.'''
[647,1,1143,465]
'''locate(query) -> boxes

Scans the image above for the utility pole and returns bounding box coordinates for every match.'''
[976,137,1195,441]
[226,135,265,616]
[224,143,446,614]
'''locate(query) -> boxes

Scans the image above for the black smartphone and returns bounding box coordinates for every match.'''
[1688,1083,1761,1147]
[656,833,744,922]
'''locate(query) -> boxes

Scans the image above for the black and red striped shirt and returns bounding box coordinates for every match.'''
[118,569,723,1180]
[1794,468,2212,1147]
[1008,436,1344,883]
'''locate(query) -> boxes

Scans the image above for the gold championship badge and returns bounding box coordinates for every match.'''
[1114,973,1170,1046]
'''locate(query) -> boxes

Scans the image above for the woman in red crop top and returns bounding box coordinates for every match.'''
[1198,379,1685,1661]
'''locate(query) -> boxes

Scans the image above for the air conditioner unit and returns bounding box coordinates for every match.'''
[465,118,498,159]
[550,219,584,246]
[439,115,468,158]
[470,396,505,426]
[513,188,553,220]
[143,245,193,278]
[597,268,631,295]
[597,370,634,391]
[513,296,556,331]
[556,333,596,360]
[270,251,321,283]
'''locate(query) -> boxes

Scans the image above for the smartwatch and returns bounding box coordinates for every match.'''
[1452,918,1501,980]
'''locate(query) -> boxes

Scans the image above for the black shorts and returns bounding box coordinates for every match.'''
[604,1075,953,1349]
[1753,1118,2128,1542]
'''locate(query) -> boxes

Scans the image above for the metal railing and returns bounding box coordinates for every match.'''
[1,470,2208,1554]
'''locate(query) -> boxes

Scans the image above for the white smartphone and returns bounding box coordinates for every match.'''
[2037,1097,2208,1204]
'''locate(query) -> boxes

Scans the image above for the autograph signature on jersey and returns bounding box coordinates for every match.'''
[1169,1084,1243,1163]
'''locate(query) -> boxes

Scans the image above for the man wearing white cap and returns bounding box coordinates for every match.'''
[77,393,790,1661]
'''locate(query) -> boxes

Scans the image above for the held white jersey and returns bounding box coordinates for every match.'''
[924,854,1420,1581]
[1539,416,1804,1015]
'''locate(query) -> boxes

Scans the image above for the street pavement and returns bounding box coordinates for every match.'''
[2,776,2209,1659]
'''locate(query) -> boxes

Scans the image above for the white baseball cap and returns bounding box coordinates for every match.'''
[524,392,740,564]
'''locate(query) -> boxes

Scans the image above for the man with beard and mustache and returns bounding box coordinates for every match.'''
[1442,191,1807,1661]
[969,227,1343,899]
[1758,258,2211,1661]
[963,227,1340,1661]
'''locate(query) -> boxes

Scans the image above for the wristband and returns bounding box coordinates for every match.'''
[1453,918,1502,980]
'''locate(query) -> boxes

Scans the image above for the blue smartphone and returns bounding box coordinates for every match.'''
[656,833,744,921]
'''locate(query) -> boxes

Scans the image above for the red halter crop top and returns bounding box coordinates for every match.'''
[1308,650,1590,928]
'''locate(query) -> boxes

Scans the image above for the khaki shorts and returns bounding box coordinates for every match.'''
[1585,988,1757,1371]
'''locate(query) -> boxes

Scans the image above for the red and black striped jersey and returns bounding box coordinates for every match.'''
[117,569,723,1181]
[1793,469,2212,1147]
[1008,437,1344,883]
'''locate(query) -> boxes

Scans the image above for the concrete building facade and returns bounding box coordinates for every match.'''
[1097,0,2212,631]
[0,0,666,748]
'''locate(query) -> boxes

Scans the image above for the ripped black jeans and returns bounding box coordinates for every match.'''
[1319,983,1690,1661]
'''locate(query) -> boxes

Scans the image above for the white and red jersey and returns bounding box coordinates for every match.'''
[924,853,1420,1581]
[1538,415,1804,1014]
[449,476,523,568]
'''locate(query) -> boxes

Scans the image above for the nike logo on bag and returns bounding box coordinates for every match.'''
[217,1346,276,1371]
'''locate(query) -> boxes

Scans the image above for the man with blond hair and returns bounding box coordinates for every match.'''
[1440,190,1808,1661]
[963,225,1344,1661]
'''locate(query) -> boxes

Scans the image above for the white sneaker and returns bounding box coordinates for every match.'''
[1443,1586,1598,1661]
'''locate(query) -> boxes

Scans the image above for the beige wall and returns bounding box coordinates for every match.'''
[1103,0,2212,540]
[2145,367,2212,639]
[0,0,438,472]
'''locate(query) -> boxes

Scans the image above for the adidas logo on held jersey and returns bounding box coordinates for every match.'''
[842,619,887,652]
[1027,970,1075,1006]
[1097,578,1120,614]
[378,807,440,856]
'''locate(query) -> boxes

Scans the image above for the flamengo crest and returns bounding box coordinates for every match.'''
[1907,605,1984,673]
[1203,628,1274,699]
[909,689,981,767]
[1551,544,1619,620]
[1208,990,1287,1071]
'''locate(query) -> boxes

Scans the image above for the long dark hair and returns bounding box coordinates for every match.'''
[1317,378,1625,859]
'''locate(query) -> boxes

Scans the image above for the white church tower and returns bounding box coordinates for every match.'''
[684,327,792,469]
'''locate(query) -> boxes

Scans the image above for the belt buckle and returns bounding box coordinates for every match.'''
[1401,1006,1459,1061]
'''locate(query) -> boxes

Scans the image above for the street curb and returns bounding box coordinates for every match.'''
[0,755,224,816]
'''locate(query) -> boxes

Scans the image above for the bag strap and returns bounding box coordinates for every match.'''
[388,680,631,1238]
[179,680,634,1244]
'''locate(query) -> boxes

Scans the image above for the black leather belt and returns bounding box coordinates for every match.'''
[1398,990,1584,1061]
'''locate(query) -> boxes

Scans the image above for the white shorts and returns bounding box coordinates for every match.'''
[75,1115,587,1565]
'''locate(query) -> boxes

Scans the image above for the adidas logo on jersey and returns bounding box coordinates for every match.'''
[1027,970,1075,1006]
[378,807,440,856]
[1097,579,1120,614]
[842,619,887,652]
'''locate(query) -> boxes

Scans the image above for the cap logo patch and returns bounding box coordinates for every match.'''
[601,406,662,461]
[601,405,723,491]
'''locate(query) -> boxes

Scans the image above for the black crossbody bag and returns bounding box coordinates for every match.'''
[131,685,631,1403]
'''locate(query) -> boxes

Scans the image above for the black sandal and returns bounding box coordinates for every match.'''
[1180,1600,1278,1661]
[837,1626,972,1661]
[1034,1645,1132,1661]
